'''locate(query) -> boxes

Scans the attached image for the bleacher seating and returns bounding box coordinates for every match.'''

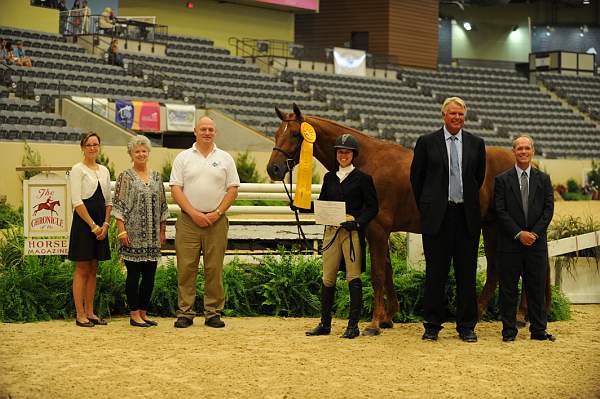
[2,24,599,157]
[539,72,600,121]
[400,65,600,158]
[281,69,507,147]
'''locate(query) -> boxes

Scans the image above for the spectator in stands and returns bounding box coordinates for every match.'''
[80,0,91,34]
[13,41,33,67]
[410,96,486,343]
[57,0,68,34]
[169,116,240,329]
[0,39,11,65]
[303,133,378,339]
[494,135,555,342]
[3,41,15,65]
[106,39,124,67]
[99,7,116,35]
[68,132,112,328]
[112,136,168,328]
[70,0,82,35]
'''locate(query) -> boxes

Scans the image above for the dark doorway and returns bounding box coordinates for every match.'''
[351,32,369,51]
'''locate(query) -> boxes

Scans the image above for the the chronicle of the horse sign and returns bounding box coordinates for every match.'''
[23,173,71,256]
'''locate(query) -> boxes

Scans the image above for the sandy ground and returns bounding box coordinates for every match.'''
[1,306,599,399]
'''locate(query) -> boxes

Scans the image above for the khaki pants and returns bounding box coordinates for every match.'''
[322,226,361,287]
[175,212,228,320]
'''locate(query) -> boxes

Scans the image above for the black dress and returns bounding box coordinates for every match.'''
[67,183,111,261]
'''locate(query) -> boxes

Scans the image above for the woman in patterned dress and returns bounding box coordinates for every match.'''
[112,136,169,327]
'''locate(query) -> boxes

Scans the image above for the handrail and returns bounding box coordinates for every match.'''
[228,37,287,75]
[228,37,404,74]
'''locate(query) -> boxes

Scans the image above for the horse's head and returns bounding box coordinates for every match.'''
[267,103,305,181]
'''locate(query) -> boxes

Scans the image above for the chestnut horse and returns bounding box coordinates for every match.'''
[267,104,548,335]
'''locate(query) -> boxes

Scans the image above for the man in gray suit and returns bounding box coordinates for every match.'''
[494,135,555,342]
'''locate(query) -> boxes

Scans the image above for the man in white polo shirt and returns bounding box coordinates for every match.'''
[170,116,240,328]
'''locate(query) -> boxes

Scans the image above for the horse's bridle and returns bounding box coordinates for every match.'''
[272,119,304,175]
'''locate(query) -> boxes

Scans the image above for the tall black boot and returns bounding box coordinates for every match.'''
[341,278,362,339]
[306,284,335,336]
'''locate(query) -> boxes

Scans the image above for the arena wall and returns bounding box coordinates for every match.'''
[0,0,59,34]
[119,0,294,52]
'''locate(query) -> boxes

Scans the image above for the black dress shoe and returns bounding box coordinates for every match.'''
[531,332,556,341]
[306,323,331,336]
[340,326,360,339]
[174,316,193,328]
[75,319,94,328]
[88,317,108,326]
[422,329,438,341]
[204,315,225,328]
[502,335,516,342]
[130,318,151,328]
[142,318,158,326]
[459,330,478,342]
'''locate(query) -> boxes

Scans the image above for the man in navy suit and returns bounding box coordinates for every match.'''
[410,97,486,342]
[494,135,555,342]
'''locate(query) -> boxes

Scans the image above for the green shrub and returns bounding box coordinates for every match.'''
[236,150,264,183]
[96,151,116,180]
[562,192,590,201]
[548,284,571,321]
[566,178,581,193]
[161,157,173,183]
[0,217,573,323]
[0,200,22,229]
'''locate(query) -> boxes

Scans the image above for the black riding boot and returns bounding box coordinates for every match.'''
[306,284,335,336]
[341,278,362,339]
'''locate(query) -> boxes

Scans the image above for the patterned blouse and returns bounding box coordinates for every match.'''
[111,169,169,262]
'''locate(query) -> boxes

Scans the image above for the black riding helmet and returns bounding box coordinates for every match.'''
[333,134,359,157]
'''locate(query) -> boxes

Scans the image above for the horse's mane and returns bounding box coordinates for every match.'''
[307,115,413,153]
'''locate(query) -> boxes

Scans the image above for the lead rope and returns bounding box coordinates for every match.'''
[281,158,311,250]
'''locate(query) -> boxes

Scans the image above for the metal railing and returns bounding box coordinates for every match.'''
[228,37,403,74]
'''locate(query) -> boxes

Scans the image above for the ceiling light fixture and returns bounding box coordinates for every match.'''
[463,22,472,31]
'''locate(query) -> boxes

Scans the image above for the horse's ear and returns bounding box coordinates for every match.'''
[292,103,303,120]
[275,107,285,121]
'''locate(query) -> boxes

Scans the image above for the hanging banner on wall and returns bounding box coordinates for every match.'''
[132,100,161,131]
[23,173,71,256]
[115,99,134,128]
[71,96,109,118]
[166,103,196,132]
[333,47,366,77]
[115,100,161,131]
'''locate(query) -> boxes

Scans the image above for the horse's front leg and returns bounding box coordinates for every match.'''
[478,223,498,319]
[380,236,397,328]
[362,224,390,336]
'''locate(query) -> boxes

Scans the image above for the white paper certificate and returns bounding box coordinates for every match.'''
[314,200,346,226]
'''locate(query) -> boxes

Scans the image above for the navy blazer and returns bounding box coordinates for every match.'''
[493,166,554,253]
[410,128,486,237]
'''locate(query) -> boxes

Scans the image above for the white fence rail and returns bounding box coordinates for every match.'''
[111,182,321,215]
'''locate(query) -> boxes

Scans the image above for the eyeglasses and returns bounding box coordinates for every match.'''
[85,143,99,148]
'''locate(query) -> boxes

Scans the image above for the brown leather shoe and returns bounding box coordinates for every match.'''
[204,315,225,328]
[174,316,193,328]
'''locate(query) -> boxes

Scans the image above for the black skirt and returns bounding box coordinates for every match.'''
[67,183,111,261]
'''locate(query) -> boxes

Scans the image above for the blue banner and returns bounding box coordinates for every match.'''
[115,99,133,128]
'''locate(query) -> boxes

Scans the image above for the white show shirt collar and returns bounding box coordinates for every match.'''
[336,164,355,182]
